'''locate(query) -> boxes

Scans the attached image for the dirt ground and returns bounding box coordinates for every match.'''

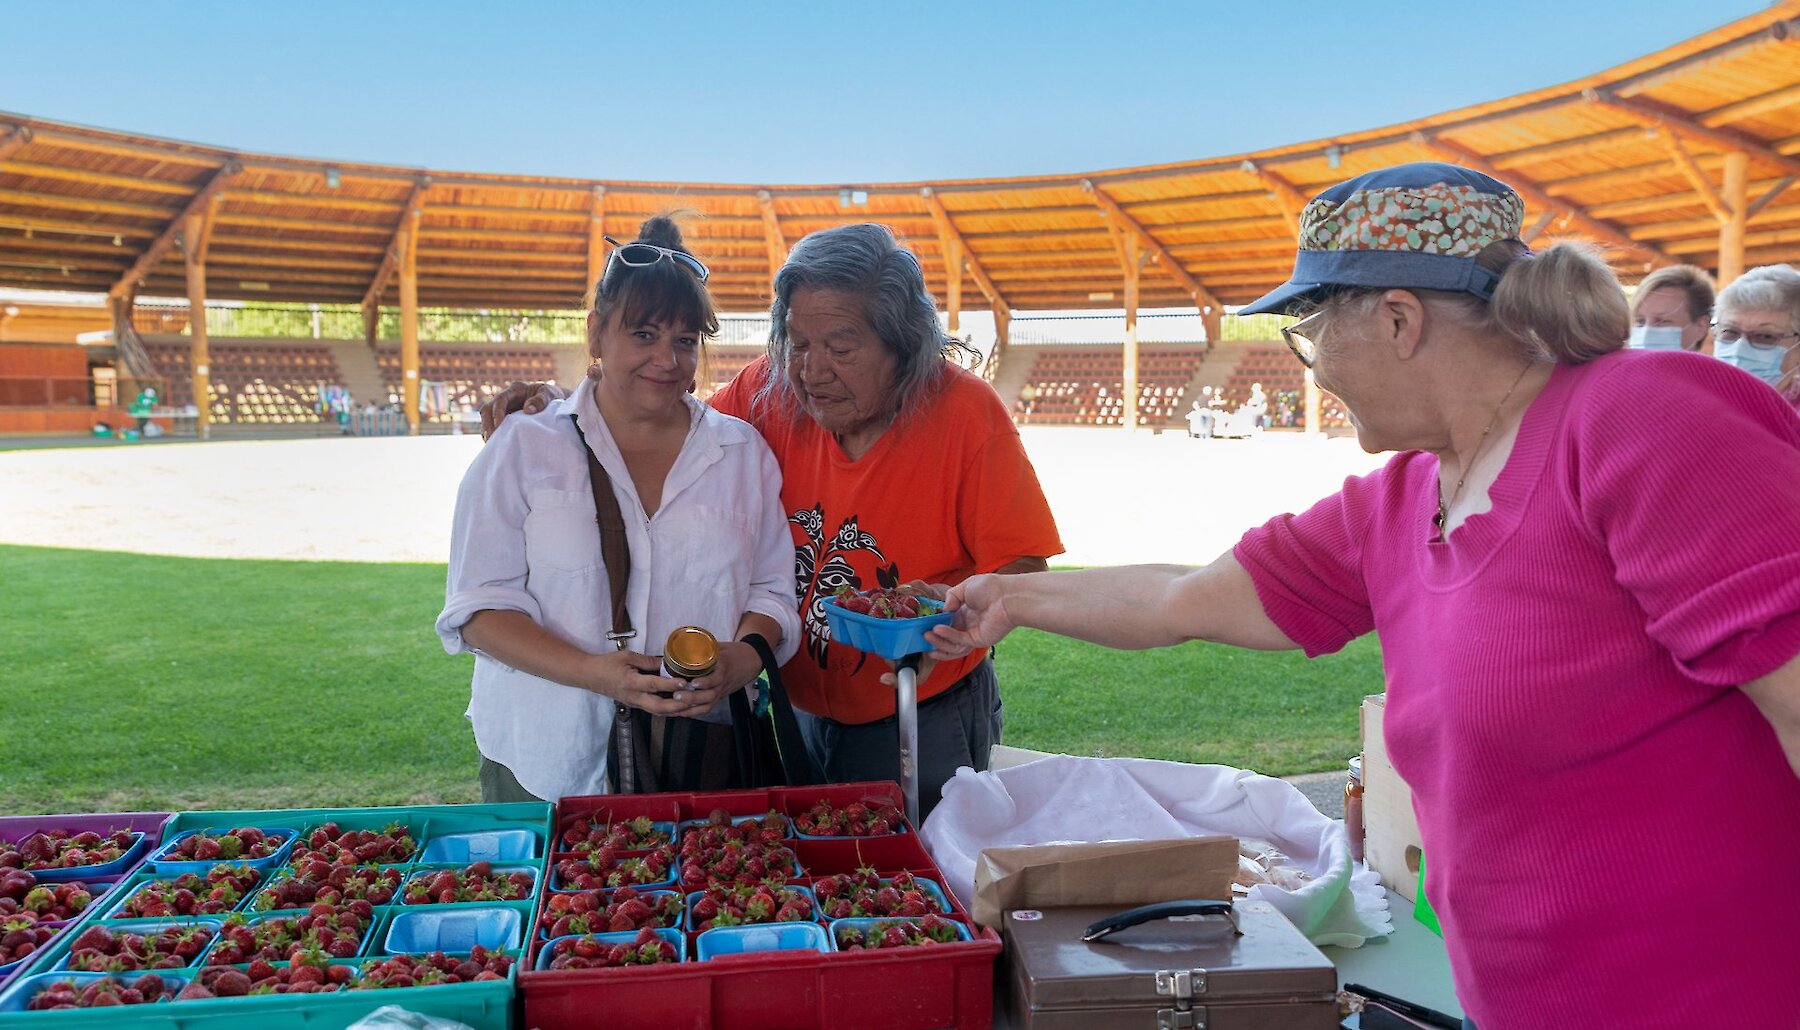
[0,428,1388,566]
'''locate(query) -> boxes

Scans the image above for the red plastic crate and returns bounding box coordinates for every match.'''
[524,784,999,1030]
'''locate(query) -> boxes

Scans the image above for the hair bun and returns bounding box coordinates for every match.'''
[636,214,687,252]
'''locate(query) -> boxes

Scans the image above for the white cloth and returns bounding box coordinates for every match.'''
[436,383,800,802]
[919,754,1392,947]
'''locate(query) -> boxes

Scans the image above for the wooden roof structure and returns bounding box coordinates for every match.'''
[4,3,1800,319]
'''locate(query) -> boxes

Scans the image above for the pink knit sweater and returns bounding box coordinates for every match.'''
[1236,350,1800,1029]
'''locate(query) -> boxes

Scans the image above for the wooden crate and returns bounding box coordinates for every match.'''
[1360,693,1423,902]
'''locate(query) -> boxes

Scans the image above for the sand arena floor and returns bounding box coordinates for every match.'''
[0,429,1388,567]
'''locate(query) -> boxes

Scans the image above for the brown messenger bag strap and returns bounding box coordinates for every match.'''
[572,412,641,792]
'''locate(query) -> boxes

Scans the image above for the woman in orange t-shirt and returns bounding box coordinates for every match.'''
[487,224,1062,817]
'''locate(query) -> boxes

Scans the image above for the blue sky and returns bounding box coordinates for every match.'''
[0,1,1768,184]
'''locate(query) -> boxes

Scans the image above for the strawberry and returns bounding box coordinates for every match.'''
[0,829,137,873]
[562,814,671,853]
[403,864,534,905]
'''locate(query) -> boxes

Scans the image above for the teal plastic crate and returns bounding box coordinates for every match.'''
[159,804,553,868]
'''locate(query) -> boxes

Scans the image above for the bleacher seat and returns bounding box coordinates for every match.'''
[1013,345,1205,427]
[144,341,343,424]
[376,345,559,423]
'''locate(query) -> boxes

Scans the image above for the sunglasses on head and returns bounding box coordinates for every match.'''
[604,235,709,283]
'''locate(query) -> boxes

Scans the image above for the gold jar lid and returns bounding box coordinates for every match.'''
[664,626,719,678]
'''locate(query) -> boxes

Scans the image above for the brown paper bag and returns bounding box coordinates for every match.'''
[970,835,1239,928]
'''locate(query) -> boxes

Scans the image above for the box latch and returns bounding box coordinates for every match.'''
[1155,969,1208,1029]
[1154,968,1207,1000]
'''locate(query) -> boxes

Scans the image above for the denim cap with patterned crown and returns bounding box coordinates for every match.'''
[1238,161,1526,317]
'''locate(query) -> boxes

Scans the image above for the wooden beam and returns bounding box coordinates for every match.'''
[1656,130,1730,223]
[987,303,1010,383]
[228,188,404,214]
[585,186,607,299]
[0,161,195,196]
[1122,232,1141,432]
[182,208,216,439]
[1239,161,1309,236]
[1720,151,1751,285]
[1521,210,1562,244]
[0,188,180,220]
[919,187,1006,308]
[108,159,241,300]
[0,125,32,165]
[1586,89,1800,181]
[1746,176,1797,219]
[755,190,788,282]
[940,228,962,334]
[1082,179,1225,319]
[1411,133,1675,267]
[400,215,421,435]
[1701,81,1800,128]
[360,178,430,344]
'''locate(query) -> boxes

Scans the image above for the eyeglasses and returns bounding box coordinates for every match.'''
[1281,309,1324,369]
[604,235,709,283]
[1713,324,1798,350]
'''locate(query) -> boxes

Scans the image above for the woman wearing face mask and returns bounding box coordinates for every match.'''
[1714,264,1800,409]
[436,215,800,803]
[1627,263,1714,353]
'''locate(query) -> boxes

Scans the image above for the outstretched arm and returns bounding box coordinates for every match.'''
[926,550,1298,658]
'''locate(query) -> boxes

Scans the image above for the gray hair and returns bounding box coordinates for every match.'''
[1717,264,1800,332]
[755,223,970,419]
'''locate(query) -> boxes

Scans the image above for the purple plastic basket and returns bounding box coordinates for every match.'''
[0,813,170,884]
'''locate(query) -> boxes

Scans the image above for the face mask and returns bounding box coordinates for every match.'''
[1715,339,1791,385]
[1628,325,1684,351]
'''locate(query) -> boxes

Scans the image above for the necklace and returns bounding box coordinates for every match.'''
[1435,361,1535,534]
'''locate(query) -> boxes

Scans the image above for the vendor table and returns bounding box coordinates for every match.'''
[989,888,1461,1029]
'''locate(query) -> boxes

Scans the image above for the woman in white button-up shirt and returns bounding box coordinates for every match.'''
[437,217,800,803]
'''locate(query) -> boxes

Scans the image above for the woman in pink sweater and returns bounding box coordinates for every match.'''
[931,163,1800,1030]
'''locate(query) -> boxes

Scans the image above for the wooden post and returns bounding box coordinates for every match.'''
[1719,151,1750,286]
[1304,368,1323,437]
[399,211,421,435]
[989,303,1011,383]
[1201,304,1222,350]
[181,196,220,440]
[586,185,607,299]
[756,191,788,285]
[1122,233,1141,432]
[943,233,962,335]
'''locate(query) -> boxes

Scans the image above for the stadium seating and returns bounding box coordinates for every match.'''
[1217,344,1352,429]
[1012,346,1205,427]
[144,341,343,424]
[375,345,559,423]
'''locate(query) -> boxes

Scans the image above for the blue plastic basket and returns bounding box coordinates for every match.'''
[50,918,224,972]
[418,828,541,864]
[550,855,677,893]
[98,870,256,920]
[826,915,973,951]
[684,884,820,932]
[559,819,678,854]
[536,888,683,940]
[0,969,193,1012]
[676,812,795,843]
[147,827,297,875]
[822,597,955,660]
[695,921,831,960]
[814,876,953,918]
[536,928,685,970]
[198,909,377,965]
[383,906,523,956]
[400,864,539,906]
[8,832,150,884]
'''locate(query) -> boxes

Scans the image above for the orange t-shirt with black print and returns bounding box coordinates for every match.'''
[710,357,1063,724]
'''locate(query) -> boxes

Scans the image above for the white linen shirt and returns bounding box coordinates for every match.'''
[436,383,800,802]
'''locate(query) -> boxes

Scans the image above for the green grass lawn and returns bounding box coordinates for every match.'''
[0,544,1382,815]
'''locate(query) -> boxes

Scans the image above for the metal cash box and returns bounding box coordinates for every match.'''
[1002,899,1338,1029]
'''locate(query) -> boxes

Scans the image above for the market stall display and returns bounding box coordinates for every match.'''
[520,782,1000,1030]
